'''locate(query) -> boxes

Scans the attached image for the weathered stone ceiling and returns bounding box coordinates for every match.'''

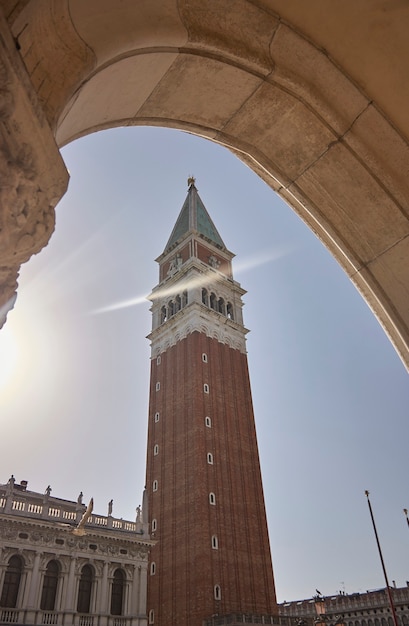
[0,0,408,369]
[262,0,409,142]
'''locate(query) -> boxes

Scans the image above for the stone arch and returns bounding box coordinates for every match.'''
[1,1,409,368]
[110,568,126,616]
[77,563,95,614]
[40,559,60,611]
[199,324,210,336]
[0,554,24,608]
[225,336,234,349]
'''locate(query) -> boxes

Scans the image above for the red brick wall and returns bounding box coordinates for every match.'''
[196,242,231,277]
[146,332,277,626]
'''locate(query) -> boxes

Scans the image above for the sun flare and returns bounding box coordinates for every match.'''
[90,245,293,316]
[0,324,20,394]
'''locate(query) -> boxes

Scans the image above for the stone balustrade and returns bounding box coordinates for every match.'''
[203,615,313,626]
[0,607,141,626]
[0,494,145,535]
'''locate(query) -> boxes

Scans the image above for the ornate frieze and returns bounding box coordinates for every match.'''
[0,517,151,564]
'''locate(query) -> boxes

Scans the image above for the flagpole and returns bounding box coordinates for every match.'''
[364,491,399,626]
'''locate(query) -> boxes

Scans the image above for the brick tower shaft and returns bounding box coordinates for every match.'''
[145,180,276,626]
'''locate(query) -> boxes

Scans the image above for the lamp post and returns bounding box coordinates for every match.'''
[364,491,399,626]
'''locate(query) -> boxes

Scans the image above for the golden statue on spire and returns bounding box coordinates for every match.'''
[187,175,196,187]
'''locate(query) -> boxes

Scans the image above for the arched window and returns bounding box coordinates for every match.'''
[218,298,225,315]
[110,569,125,616]
[205,416,211,427]
[153,444,159,456]
[153,480,158,492]
[182,290,188,307]
[150,562,156,576]
[40,560,59,611]
[0,555,23,608]
[210,293,217,310]
[214,585,221,600]
[175,295,181,312]
[227,302,234,320]
[149,609,154,624]
[209,493,216,505]
[77,565,94,614]
[207,453,213,465]
[202,289,208,306]
[160,306,167,323]
[168,300,174,317]
[151,519,157,532]
[211,535,218,549]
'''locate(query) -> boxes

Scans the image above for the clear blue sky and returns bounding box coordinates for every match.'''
[0,127,408,602]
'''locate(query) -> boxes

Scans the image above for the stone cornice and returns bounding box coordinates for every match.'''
[0,514,154,549]
[148,302,248,356]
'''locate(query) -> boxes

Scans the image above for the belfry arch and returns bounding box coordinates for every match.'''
[0,1,409,369]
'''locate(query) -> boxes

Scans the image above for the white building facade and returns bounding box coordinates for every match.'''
[279,588,409,626]
[0,478,153,626]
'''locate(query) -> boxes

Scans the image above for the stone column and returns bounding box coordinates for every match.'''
[121,571,131,618]
[0,561,6,594]
[131,566,140,616]
[187,268,202,305]
[97,561,109,620]
[62,557,77,626]
[139,565,148,616]
[0,9,69,328]
[55,565,65,612]
[24,551,41,623]
[26,552,41,607]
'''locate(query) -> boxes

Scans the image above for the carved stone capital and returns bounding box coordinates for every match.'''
[0,9,69,327]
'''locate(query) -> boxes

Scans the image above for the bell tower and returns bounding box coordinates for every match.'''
[145,179,276,626]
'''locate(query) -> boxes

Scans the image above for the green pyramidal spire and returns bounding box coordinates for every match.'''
[164,177,226,253]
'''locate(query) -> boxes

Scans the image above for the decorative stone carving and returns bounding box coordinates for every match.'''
[20,550,35,566]
[0,526,18,540]
[1,546,21,562]
[123,564,134,579]
[92,560,104,577]
[0,10,69,328]
[56,554,70,574]
[167,253,183,276]
[208,255,220,269]
[75,558,89,575]
[128,548,148,561]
